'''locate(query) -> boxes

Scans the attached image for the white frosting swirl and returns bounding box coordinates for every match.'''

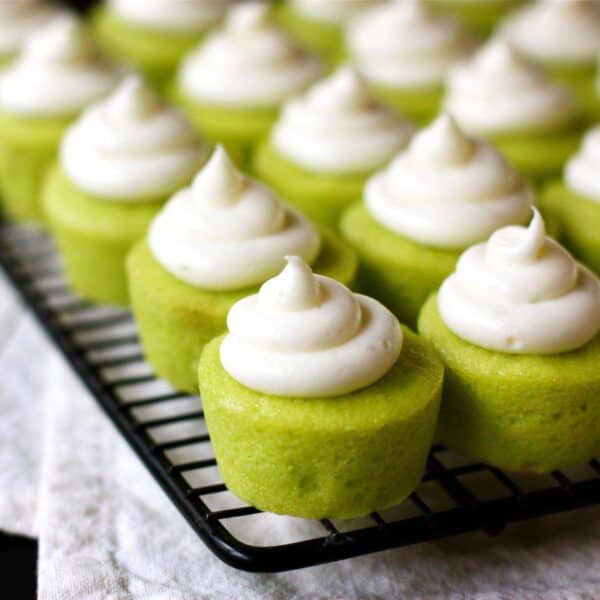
[0,0,64,58]
[565,125,600,203]
[220,256,403,396]
[148,147,321,290]
[438,209,600,354]
[109,0,230,32]
[365,115,534,249]
[501,0,600,65]
[347,0,473,89]
[60,77,207,201]
[290,0,383,25]
[444,40,575,135]
[0,15,119,117]
[272,67,414,173]
[179,2,321,107]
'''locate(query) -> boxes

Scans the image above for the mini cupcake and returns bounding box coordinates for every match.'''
[429,0,523,36]
[276,0,383,64]
[0,16,120,222]
[0,0,65,67]
[200,256,444,518]
[170,1,321,166]
[444,40,581,183]
[500,0,600,122]
[44,77,208,306]
[92,0,230,92]
[346,0,473,124]
[542,125,600,274]
[340,114,534,326]
[419,209,600,473]
[253,67,415,226]
[127,147,357,393]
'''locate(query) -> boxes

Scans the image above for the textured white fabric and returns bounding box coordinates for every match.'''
[0,277,600,598]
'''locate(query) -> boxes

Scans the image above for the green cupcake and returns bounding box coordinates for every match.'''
[169,2,321,168]
[128,147,357,392]
[444,40,583,183]
[340,114,534,327]
[418,210,600,473]
[541,124,600,275]
[345,0,473,124]
[199,256,443,518]
[43,77,208,306]
[92,0,230,92]
[499,0,600,123]
[430,0,523,36]
[252,66,415,226]
[0,16,119,223]
[275,0,383,65]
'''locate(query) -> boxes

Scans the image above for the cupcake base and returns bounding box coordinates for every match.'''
[252,141,372,226]
[0,110,72,222]
[127,228,357,392]
[429,0,522,35]
[418,294,600,473]
[199,328,443,519]
[541,182,600,275]
[368,83,442,125]
[43,167,165,306]
[92,6,205,91]
[340,202,460,327]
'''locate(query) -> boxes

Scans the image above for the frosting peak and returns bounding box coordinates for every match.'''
[365,113,533,249]
[220,257,402,396]
[148,147,321,290]
[438,210,600,354]
[226,0,268,31]
[105,76,162,123]
[308,67,370,111]
[565,125,600,203]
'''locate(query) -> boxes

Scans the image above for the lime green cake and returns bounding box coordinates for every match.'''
[418,295,600,473]
[541,182,600,275]
[252,140,371,226]
[127,228,357,392]
[199,327,443,519]
[368,84,443,126]
[43,167,165,306]
[92,5,209,92]
[0,110,72,222]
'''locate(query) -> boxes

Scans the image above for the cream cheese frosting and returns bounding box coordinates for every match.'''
[0,15,119,117]
[61,77,207,200]
[0,0,64,58]
[438,208,600,354]
[565,125,600,202]
[290,0,383,25]
[347,0,473,90]
[220,255,402,396]
[500,0,600,66]
[179,2,321,107]
[148,147,321,290]
[109,0,230,32]
[365,114,534,249]
[444,40,575,135]
[272,67,414,173]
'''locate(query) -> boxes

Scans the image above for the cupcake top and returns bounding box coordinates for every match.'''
[565,125,600,202]
[108,0,230,32]
[220,256,402,396]
[271,67,414,173]
[179,2,321,108]
[289,0,383,25]
[0,0,64,60]
[365,114,533,249]
[347,0,473,90]
[438,209,600,354]
[444,40,575,135]
[60,77,208,200]
[148,146,321,291]
[0,15,119,117]
[500,0,600,66]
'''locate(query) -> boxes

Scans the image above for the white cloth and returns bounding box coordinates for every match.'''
[0,274,600,599]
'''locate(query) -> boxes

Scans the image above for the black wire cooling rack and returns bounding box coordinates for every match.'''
[0,221,599,572]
